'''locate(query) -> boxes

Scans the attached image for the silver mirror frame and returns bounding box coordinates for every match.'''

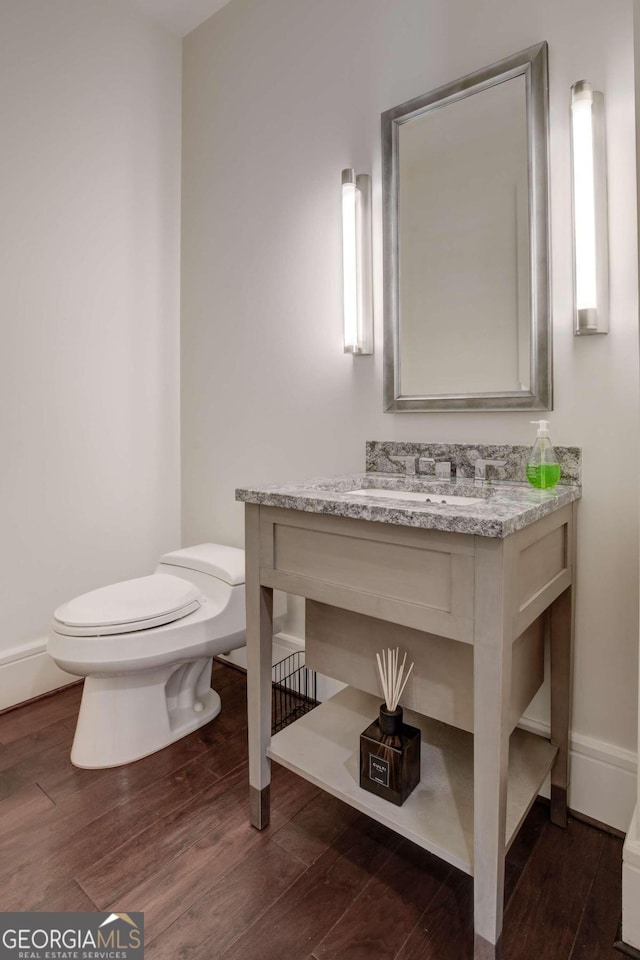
[382,41,552,412]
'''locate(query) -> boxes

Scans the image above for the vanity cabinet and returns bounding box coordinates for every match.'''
[242,499,575,960]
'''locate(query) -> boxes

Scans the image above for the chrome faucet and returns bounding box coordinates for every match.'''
[387,454,456,479]
[474,458,507,481]
[435,461,454,480]
[416,458,455,479]
[388,455,417,475]
[417,457,436,476]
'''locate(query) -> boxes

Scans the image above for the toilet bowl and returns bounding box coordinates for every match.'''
[48,543,268,769]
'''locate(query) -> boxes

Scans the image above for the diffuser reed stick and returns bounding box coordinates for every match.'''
[376,647,414,711]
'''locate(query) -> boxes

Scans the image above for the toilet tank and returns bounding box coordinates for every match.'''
[156,543,286,632]
[155,543,245,600]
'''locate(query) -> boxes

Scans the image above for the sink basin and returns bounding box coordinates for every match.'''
[348,489,481,506]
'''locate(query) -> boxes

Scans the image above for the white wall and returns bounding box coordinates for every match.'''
[0,0,182,707]
[621,6,640,950]
[181,0,640,829]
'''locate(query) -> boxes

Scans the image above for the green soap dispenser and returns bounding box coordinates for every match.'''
[526,420,561,490]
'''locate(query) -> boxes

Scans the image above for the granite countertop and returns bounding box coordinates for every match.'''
[235,473,581,539]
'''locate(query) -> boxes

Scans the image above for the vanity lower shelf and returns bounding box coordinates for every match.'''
[267,685,557,875]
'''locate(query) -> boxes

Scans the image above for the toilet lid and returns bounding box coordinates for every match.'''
[53,574,201,636]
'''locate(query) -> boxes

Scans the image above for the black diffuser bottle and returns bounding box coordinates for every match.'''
[360,700,421,806]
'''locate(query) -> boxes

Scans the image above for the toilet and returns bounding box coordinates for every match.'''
[48,543,266,769]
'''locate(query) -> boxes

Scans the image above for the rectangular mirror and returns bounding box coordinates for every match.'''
[382,42,551,412]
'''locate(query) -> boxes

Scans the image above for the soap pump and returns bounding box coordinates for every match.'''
[526,420,561,490]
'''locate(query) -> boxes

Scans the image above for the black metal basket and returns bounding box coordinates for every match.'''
[272,650,318,734]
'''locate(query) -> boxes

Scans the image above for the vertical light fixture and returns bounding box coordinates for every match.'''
[341,168,373,354]
[570,80,609,335]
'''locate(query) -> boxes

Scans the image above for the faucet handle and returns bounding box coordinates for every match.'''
[388,454,417,476]
[417,457,436,476]
[474,458,507,481]
[435,461,454,480]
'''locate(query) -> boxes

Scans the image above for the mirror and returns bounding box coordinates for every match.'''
[382,42,551,412]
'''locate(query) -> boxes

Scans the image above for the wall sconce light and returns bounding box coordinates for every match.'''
[341,168,373,354]
[570,80,609,335]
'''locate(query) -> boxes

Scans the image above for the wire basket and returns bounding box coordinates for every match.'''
[272,650,318,734]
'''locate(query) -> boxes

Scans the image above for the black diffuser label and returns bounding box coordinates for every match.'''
[369,754,390,787]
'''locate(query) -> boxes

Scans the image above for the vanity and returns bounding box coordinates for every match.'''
[236,442,581,960]
[234,37,563,960]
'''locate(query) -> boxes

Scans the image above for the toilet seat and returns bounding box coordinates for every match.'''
[53,574,201,637]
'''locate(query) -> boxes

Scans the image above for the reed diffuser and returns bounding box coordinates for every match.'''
[359,647,421,806]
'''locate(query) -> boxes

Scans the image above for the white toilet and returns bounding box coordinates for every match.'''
[48,543,262,769]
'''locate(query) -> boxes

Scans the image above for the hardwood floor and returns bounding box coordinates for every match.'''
[0,661,623,959]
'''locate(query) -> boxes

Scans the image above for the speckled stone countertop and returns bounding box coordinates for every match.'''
[235,472,581,539]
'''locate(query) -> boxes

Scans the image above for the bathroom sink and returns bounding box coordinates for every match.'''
[347,489,481,506]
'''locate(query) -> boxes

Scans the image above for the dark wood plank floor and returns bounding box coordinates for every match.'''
[0,661,623,959]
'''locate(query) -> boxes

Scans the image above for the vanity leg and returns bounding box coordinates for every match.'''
[550,585,572,828]
[474,934,502,960]
[245,504,273,830]
[473,537,514,959]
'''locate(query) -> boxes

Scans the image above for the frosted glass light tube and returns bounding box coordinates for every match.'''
[572,93,597,311]
[342,171,358,352]
[570,81,609,335]
[341,168,373,355]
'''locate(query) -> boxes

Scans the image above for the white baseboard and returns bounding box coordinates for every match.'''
[623,808,640,949]
[219,632,345,702]
[519,715,637,832]
[269,631,304,651]
[0,638,77,711]
[226,634,637,832]
[225,633,637,832]
[7,630,632,832]
[218,630,305,672]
